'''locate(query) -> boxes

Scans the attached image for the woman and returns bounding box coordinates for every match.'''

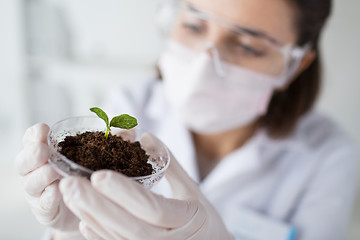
[15,0,358,239]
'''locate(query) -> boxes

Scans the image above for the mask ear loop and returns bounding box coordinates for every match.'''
[204,43,226,78]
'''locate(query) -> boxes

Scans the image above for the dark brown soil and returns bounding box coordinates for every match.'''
[58,131,153,177]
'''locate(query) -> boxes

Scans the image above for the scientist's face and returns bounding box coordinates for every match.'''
[159,0,307,134]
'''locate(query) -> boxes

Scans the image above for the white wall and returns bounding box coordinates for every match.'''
[0,0,26,162]
[318,0,360,152]
[318,1,360,238]
[0,0,47,239]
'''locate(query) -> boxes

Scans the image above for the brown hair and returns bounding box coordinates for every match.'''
[260,0,332,138]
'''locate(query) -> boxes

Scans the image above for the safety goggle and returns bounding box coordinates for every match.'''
[157,0,311,82]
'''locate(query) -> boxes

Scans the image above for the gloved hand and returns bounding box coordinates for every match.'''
[59,132,234,240]
[15,123,83,240]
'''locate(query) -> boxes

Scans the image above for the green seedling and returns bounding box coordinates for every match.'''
[90,107,138,140]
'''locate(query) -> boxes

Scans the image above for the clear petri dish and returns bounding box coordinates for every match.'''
[47,116,170,189]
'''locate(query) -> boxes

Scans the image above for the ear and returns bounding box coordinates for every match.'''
[276,50,317,91]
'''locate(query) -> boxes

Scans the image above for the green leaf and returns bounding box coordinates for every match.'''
[110,114,138,129]
[90,107,109,126]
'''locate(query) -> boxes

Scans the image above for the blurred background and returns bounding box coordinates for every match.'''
[1,0,359,239]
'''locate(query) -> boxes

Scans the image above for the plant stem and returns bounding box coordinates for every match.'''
[105,126,110,140]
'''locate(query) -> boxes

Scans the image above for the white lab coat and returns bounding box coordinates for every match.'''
[104,78,359,240]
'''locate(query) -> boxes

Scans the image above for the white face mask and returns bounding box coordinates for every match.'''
[158,41,285,134]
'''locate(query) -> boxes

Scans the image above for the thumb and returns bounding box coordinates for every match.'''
[140,132,199,199]
[166,151,200,199]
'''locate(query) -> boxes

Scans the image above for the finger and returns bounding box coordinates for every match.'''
[140,132,199,198]
[26,181,62,225]
[140,132,167,159]
[79,221,106,240]
[23,163,60,197]
[166,150,200,198]
[15,142,50,176]
[23,123,50,146]
[60,177,168,240]
[91,170,198,228]
[111,128,136,142]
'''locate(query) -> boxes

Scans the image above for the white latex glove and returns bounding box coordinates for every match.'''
[15,123,83,240]
[59,132,234,240]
